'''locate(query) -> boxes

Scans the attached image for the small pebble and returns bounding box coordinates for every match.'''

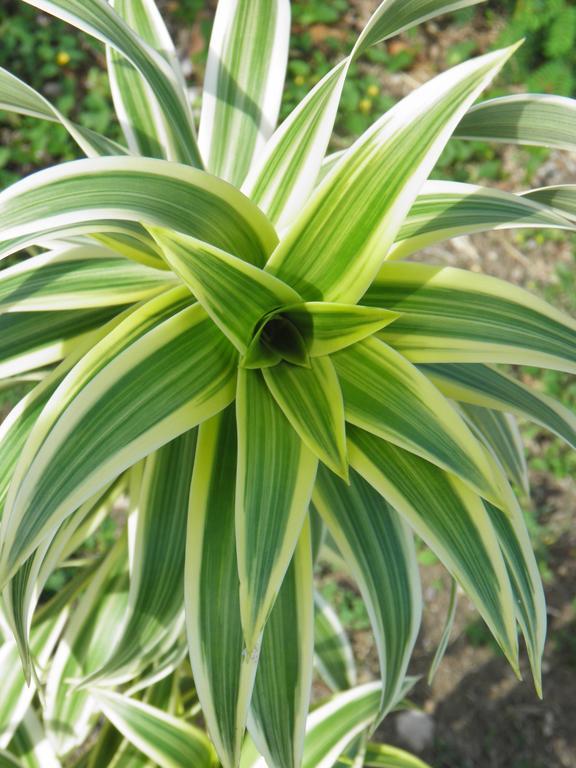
[395,710,435,752]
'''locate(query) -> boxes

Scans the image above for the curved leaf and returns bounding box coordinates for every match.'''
[0,158,278,269]
[0,245,175,312]
[199,0,290,185]
[366,262,576,372]
[422,362,576,450]
[266,46,517,302]
[0,290,237,583]
[0,67,128,157]
[388,180,575,260]
[454,94,576,150]
[349,426,520,671]
[314,466,421,726]
[23,0,201,165]
[333,337,503,503]
[91,690,216,768]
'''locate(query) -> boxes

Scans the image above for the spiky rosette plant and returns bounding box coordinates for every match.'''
[0,0,575,766]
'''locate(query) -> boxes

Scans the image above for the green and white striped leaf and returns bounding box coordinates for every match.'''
[309,508,326,566]
[313,591,357,693]
[364,743,433,768]
[107,0,187,159]
[454,94,576,150]
[366,263,576,372]
[0,67,128,158]
[186,408,257,768]
[301,683,382,768]
[0,306,123,380]
[348,426,520,671]
[243,0,485,229]
[483,497,546,694]
[150,228,301,354]
[0,606,68,749]
[461,405,529,494]
[283,303,399,357]
[0,579,80,749]
[0,309,131,521]
[8,708,62,768]
[249,521,314,768]
[314,466,421,726]
[262,357,348,478]
[522,186,576,221]
[45,536,129,756]
[422,362,576,450]
[427,579,458,684]
[23,0,201,165]
[333,735,367,768]
[236,369,317,651]
[332,337,503,504]
[83,431,196,687]
[387,181,575,260]
[240,684,381,768]
[0,158,278,269]
[90,690,216,768]
[266,46,517,303]
[86,720,153,768]
[199,0,290,186]
[353,0,485,53]
[0,245,175,312]
[0,749,23,768]
[0,290,237,583]
[5,478,124,679]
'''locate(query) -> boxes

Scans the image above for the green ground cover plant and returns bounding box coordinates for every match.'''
[0,1,575,767]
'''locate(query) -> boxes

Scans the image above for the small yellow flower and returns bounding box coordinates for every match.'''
[294,74,306,87]
[56,51,71,67]
[358,98,372,114]
[366,84,379,97]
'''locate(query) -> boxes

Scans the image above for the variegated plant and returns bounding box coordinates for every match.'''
[0,0,575,766]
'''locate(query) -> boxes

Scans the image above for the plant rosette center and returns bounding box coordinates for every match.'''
[243,306,311,369]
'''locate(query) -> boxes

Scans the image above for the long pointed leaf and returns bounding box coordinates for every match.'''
[0,67,128,157]
[199,0,290,185]
[91,690,215,768]
[266,46,517,302]
[422,362,576,450]
[84,431,196,687]
[348,426,520,671]
[333,337,503,503]
[243,0,485,229]
[248,521,314,768]
[454,94,576,150]
[262,357,348,478]
[107,0,187,159]
[388,180,575,260]
[0,245,175,312]
[236,370,317,651]
[366,262,576,372]
[22,0,201,165]
[0,290,236,583]
[186,408,257,768]
[0,158,278,269]
[314,466,422,726]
